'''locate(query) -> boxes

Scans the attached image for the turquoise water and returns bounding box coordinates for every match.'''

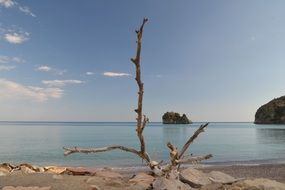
[0,122,285,167]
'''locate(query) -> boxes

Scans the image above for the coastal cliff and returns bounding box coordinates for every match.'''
[255,96,285,124]
[162,112,192,124]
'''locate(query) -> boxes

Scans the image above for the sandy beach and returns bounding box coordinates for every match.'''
[200,164,285,183]
[1,163,285,189]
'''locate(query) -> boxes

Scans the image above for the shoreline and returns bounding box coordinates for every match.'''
[4,159,285,172]
[3,162,284,177]
[1,163,285,189]
[55,158,285,171]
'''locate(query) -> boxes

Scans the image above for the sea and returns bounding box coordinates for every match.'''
[0,122,284,168]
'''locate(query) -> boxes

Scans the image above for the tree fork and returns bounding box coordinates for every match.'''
[63,18,212,176]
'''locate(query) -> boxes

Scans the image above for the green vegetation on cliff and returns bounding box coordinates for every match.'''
[255,96,285,124]
[162,112,192,124]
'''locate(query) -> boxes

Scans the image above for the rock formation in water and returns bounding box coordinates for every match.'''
[162,112,192,124]
[255,96,285,124]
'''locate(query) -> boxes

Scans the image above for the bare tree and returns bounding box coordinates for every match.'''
[63,18,212,176]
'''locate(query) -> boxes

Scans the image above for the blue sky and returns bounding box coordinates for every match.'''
[0,0,285,122]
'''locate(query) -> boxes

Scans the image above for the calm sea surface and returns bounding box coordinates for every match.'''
[0,122,284,167]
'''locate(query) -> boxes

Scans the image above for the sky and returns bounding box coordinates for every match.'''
[0,0,285,122]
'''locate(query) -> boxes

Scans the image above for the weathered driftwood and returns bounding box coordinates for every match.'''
[177,154,213,164]
[179,123,209,159]
[64,18,157,171]
[64,145,140,156]
[63,18,212,175]
[166,123,211,167]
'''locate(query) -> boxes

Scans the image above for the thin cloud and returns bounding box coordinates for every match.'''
[37,65,51,72]
[0,0,36,17]
[42,80,84,87]
[86,72,94,75]
[36,65,66,75]
[0,0,15,8]
[0,26,30,45]
[0,56,10,64]
[19,6,36,17]
[0,65,15,71]
[55,69,66,75]
[103,72,131,77]
[0,79,63,102]
[4,32,29,44]
[11,56,24,63]
[0,55,24,64]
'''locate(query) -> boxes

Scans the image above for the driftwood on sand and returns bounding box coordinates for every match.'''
[2,163,285,190]
[63,18,212,176]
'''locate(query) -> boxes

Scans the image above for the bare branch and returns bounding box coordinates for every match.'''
[178,123,209,159]
[63,18,154,170]
[63,18,212,176]
[167,142,179,166]
[176,154,213,164]
[63,146,140,157]
[131,18,150,160]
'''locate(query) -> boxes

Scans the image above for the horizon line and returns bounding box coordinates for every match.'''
[0,120,254,123]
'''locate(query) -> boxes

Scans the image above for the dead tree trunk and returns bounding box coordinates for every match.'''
[63,18,212,176]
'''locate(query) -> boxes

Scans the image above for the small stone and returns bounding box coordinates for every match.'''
[129,172,155,189]
[0,171,7,176]
[0,163,13,172]
[86,176,126,189]
[234,178,285,190]
[95,170,123,179]
[44,166,66,174]
[20,166,36,174]
[31,165,45,173]
[228,186,242,190]
[2,186,51,190]
[86,176,102,184]
[200,183,224,190]
[179,168,211,188]
[152,177,192,190]
[2,187,14,190]
[90,185,101,190]
[65,167,92,175]
[52,174,63,179]
[37,167,45,173]
[19,164,38,172]
[208,171,237,184]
